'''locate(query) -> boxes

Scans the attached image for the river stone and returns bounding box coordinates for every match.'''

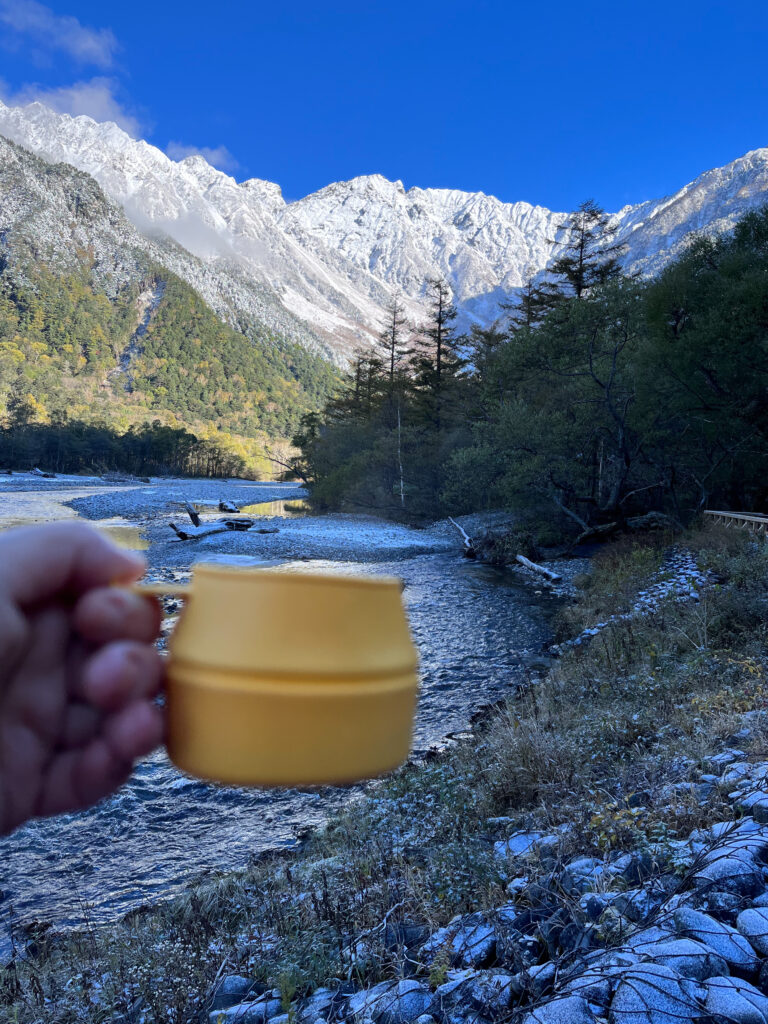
[613,888,666,924]
[562,857,610,894]
[674,907,761,973]
[691,889,744,921]
[420,913,496,967]
[299,988,337,1023]
[522,995,596,1023]
[610,852,655,884]
[376,980,436,1024]
[703,975,768,1023]
[609,963,702,1024]
[640,937,728,980]
[211,975,258,1010]
[493,832,548,860]
[449,914,497,967]
[210,998,284,1024]
[738,908,768,956]
[693,854,764,898]
[464,971,517,1014]
[624,925,677,954]
[348,982,398,1019]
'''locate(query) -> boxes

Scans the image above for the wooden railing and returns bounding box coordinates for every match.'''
[704,510,768,534]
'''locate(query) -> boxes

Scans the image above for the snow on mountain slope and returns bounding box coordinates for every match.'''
[2,96,768,363]
[613,148,768,275]
[0,132,332,361]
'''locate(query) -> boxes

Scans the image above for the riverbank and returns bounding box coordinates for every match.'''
[4,521,768,1023]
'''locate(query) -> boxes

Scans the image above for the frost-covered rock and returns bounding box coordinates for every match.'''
[703,975,768,1023]
[211,976,259,1011]
[693,854,764,898]
[209,998,283,1024]
[738,908,768,957]
[674,907,760,973]
[609,963,703,1024]
[639,937,728,980]
[562,857,611,894]
[298,988,338,1023]
[522,994,596,1023]
[375,980,436,1024]
[420,913,496,968]
[493,832,555,860]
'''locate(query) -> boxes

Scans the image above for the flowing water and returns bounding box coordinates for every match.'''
[0,481,557,946]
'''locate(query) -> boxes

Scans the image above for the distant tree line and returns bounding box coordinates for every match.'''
[292,203,768,539]
[0,418,248,478]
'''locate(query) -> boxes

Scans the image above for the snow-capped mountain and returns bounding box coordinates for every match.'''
[1,96,768,364]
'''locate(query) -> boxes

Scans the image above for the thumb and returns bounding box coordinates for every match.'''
[0,522,146,607]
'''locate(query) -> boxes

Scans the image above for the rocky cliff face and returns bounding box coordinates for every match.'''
[2,97,768,362]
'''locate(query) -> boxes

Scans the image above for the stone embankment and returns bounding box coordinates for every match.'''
[210,738,768,1024]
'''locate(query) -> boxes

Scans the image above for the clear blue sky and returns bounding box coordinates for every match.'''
[0,0,766,211]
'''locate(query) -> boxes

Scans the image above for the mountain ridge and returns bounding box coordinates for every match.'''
[2,98,768,362]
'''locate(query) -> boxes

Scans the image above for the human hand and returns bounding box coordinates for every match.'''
[0,522,164,835]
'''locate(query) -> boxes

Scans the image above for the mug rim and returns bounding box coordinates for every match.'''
[192,563,403,589]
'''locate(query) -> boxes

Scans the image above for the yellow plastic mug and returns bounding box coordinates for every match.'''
[137,564,419,787]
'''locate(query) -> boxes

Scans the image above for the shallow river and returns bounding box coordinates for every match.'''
[0,479,557,943]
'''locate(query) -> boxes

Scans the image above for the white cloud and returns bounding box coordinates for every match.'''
[0,76,143,136]
[166,141,240,173]
[0,0,117,67]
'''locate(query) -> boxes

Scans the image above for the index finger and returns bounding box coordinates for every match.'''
[0,522,146,607]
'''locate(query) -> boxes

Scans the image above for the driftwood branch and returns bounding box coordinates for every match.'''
[184,501,201,527]
[447,516,476,558]
[515,554,563,583]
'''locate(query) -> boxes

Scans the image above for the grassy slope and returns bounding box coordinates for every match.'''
[3,524,768,1021]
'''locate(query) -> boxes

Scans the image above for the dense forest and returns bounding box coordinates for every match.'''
[0,257,339,476]
[292,204,768,540]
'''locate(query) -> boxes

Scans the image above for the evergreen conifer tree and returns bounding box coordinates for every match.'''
[549,199,625,298]
[503,275,561,332]
[410,279,464,430]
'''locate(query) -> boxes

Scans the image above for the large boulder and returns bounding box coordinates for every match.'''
[639,937,728,981]
[739,909,768,957]
[209,997,284,1024]
[609,963,703,1024]
[376,981,436,1024]
[674,907,760,974]
[703,975,768,1023]
[522,995,596,1023]
[210,975,259,1011]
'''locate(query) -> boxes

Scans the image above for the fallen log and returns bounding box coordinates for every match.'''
[222,518,255,531]
[447,516,476,558]
[169,517,260,541]
[170,521,233,541]
[31,467,55,478]
[515,554,562,583]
